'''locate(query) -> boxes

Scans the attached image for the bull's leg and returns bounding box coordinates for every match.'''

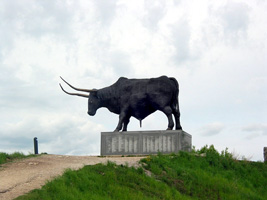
[122,116,130,132]
[114,118,123,132]
[162,106,174,130]
[171,104,182,130]
[114,111,127,132]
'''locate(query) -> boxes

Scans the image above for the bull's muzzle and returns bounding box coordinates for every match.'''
[87,111,95,116]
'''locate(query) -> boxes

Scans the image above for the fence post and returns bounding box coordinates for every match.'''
[34,137,38,155]
[264,147,267,162]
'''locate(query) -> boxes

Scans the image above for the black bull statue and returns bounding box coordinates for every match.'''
[59,76,182,132]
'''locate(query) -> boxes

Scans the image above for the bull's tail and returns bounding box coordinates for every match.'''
[140,120,142,128]
[169,77,179,110]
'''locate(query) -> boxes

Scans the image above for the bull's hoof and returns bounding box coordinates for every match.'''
[166,127,173,130]
[113,129,120,132]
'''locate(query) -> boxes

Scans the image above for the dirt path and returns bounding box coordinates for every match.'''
[0,154,145,200]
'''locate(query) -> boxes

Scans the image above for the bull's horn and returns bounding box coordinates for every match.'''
[59,83,89,98]
[60,76,97,93]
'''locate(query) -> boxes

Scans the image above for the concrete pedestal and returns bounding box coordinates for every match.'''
[101,130,192,156]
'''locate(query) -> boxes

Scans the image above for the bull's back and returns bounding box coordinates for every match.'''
[118,76,175,94]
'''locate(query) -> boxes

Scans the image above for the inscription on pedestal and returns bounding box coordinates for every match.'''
[101,130,191,156]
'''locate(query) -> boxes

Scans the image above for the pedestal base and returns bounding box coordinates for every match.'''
[101,130,192,156]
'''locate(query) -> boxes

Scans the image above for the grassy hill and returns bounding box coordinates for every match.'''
[15,145,266,200]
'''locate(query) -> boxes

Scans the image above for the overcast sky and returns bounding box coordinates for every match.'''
[0,0,266,161]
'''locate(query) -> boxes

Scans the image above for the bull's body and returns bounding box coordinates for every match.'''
[60,76,182,132]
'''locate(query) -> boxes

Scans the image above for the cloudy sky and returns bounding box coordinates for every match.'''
[0,0,266,161]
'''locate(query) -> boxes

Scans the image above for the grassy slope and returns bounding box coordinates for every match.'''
[15,146,267,200]
[142,146,266,199]
[0,152,36,165]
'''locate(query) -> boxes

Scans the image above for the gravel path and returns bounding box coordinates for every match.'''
[0,154,145,200]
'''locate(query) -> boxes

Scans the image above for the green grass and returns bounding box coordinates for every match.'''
[0,152,36,165]
[141,145,267,200]
[15,145,267,200]
[15,161,188,200]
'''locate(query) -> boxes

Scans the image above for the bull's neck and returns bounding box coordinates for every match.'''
[97,87,120,114]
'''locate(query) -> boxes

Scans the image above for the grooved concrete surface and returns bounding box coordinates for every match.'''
[101,130,192,156]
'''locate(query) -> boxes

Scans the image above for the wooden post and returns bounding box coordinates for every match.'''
[34,137,38,155]
[264,147,267,162]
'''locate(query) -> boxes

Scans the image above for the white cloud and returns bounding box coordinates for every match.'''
[93,0,118,27]
[199,122,225,136]
[218,2,250,38]
[170,18,192,63]
[242,124,267,138]
[0,112,104,155]
[143,0,167,30]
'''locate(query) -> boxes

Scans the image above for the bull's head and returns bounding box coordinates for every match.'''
[59,77,100,116]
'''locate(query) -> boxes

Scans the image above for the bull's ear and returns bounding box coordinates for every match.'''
[91,90,102,99]
[89,90,100,98]
[89,90,97,95]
